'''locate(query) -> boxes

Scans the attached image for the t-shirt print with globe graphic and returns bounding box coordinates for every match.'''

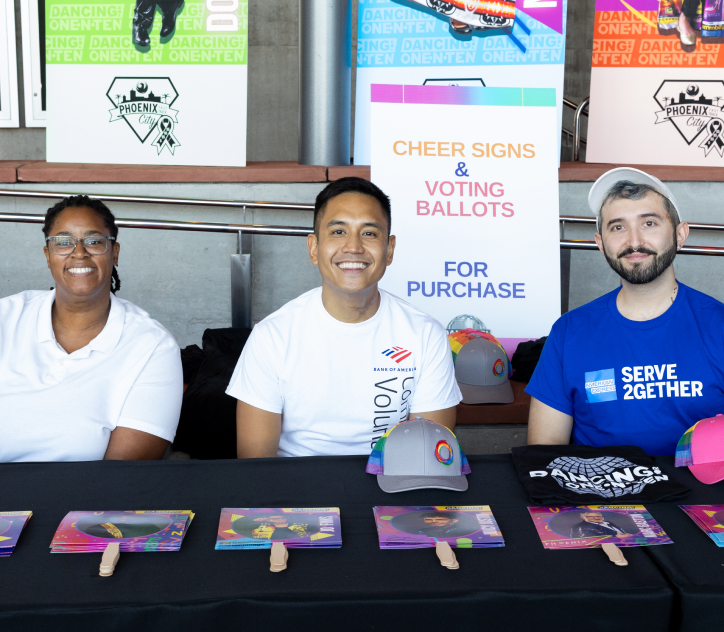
[546,456,669,498]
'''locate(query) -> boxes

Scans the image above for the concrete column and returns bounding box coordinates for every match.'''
[298,0,352,167]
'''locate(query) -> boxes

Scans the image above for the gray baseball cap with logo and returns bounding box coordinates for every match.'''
[455,336,514,404]
[366,417,471,493]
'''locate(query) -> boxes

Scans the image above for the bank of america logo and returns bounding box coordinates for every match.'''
[382,347,411,363]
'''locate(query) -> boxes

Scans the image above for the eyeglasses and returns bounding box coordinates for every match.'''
[46,235,116,256]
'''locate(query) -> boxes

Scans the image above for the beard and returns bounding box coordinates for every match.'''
[603,234,678,285]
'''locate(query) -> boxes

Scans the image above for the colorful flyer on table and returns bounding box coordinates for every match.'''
[680,505,724,546]
[215,508,342,549]
[50,510,194,553]
[0,511,33,557]
[528,505,672,549]
[373,506,504,549]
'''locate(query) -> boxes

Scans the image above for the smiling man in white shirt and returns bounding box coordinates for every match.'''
[227,177,462,458]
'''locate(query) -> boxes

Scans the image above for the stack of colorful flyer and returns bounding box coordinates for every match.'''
[50,511,194,553]
[215,508,342,549]
[680,505,724,546]
[373,506,505,549]
[0,511,33,557]
[528,505,672,549]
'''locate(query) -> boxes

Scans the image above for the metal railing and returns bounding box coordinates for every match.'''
[0,210,313,237]
[0,190,315,328]
[562,97,589,162]
[3,191,724,325]
[559,215,724,256]
[0,188,315,213]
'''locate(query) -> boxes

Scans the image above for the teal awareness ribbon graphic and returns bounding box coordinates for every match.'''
[152,116,181,155]
[700,118,724,157]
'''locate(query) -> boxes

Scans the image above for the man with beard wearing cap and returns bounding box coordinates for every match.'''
[526,167,724,455]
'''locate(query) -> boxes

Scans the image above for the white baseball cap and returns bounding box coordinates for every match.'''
[587,167,683,222]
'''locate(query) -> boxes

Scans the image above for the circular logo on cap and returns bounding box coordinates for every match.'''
[493,359,505,377]
[435,440,454,465]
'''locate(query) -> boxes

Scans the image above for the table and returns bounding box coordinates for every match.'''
[635,457,724,632]
[0,455,677,631]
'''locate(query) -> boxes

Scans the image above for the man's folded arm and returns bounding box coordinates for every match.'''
[527,397,573,445]
[236,400,282,458]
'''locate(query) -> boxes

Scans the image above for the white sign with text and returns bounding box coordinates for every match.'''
[372,85,561,340]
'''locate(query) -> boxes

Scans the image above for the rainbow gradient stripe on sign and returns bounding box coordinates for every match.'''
[448,329,513,378]
[675,420,700,467]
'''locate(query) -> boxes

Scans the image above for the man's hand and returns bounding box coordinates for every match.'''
[527,397,573,445]
[236,400,282,458]
[410,406,457,432]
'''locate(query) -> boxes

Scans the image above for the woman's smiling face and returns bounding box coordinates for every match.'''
[44,206,120,300]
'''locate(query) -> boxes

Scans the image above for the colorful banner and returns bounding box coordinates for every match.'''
[354,0,567,165]
[587,0,724,165]
[371,84,561,342]
[45,0,247,165]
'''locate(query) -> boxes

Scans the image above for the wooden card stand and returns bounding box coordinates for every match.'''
[601,543,628,566]
[270,542,288,572]
[435,541,459,570]
[99,542,120,577]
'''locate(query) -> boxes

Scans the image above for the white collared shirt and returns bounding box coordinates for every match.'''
[0,290,183,462]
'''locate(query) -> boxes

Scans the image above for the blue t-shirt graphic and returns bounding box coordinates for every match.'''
[526,283,724,455]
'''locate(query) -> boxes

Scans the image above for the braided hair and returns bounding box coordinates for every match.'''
[43,195,121,294]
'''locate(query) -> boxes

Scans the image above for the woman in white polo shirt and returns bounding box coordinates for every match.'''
[0,196,183,462]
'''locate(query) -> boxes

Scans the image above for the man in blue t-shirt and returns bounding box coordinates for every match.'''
[526,167,724,455]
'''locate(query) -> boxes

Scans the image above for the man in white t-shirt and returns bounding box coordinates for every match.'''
[227,177,462,458]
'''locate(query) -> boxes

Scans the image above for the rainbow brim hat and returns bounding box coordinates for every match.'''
[366,418,471,493]
[448,329,514,404]
[675,414,724,484]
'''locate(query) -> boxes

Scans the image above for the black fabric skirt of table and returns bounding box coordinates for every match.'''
[638,456,724,632]
[0,455,675,632]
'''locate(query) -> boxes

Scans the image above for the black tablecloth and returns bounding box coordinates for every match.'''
[637,456,724,632]
[0,455,677,631]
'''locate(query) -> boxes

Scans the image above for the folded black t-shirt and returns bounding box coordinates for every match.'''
[511,444,690,505]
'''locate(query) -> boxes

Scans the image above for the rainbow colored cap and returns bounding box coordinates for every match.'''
[448,329,513,404]
[366,417,471,493]
[675,414,724,484]
[448,329,513,378]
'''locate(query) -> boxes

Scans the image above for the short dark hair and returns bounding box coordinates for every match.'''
[598,181,679,233]
[43,195,121,294]
[313,177,391,236]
